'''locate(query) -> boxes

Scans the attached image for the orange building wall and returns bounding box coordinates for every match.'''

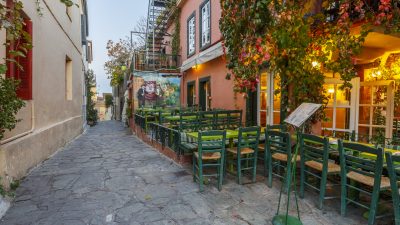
[181,56,245,111]
[180,0,222,61]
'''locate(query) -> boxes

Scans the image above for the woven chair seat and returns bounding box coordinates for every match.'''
[194,152,221,160]
[305,160,341,173]
[347,171,391,190]
[180,142,198,150]
[272,153,300,162]
[258,144,265,152]
[227,147,254,155]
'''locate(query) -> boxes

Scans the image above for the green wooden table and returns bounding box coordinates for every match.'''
[327,139,400,162]
[164,115,197,122]
[186,130,239,140]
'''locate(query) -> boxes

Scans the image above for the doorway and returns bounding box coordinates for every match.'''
[257,72,281,126]
[187,81,195,107]
[199,77,211,111]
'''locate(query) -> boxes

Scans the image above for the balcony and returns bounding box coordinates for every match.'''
[133,51,181,73]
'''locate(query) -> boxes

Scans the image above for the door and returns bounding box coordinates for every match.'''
[322,78,358,137]
[187,81,195,107]
[258,72,281,126]
[199,77,211,111]
[357,80,395,142]
[247,90,258,126]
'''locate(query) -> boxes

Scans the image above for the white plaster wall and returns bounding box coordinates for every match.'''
[0,0,85,185]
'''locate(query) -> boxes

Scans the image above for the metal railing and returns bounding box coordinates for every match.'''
[133,51,181,72]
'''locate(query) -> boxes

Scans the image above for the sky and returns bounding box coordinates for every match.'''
[87,0,148,95]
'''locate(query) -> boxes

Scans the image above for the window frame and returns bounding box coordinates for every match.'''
[187,12,196,57]
[199,0,211,50]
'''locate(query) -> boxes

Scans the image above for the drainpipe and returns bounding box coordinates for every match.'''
[0,102,35,145]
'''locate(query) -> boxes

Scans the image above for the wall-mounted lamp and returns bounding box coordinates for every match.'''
[192,59,200,70]
[371,70,381,78]
[312,61,320,68]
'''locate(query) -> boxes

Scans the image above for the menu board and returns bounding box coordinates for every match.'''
[284,103,322,127]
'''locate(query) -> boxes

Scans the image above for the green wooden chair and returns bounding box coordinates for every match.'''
[226,110,242,130]
[265,130,297,188]
[334,130,356,141]
[299,133,341,209]
[338,140,391,225]
[193,130,227,191]
[227,126,261,184]
[178,112,199,155]
[258,125,287,168]
[198,111,215,131]
[215,110,229,130]
[386,144,400,150]
[385,152,400,225]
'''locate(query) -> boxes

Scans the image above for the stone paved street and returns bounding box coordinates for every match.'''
[0,121,372,225]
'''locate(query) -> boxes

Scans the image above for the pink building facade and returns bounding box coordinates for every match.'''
[174,0,245,113]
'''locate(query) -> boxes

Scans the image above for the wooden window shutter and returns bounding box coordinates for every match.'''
[6,17,33,100]
[16,18,33,100]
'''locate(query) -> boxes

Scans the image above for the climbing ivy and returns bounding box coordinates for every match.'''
[219,0,400,121]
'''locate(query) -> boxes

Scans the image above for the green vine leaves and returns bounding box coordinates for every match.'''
[219,0,400,115]
[0,0,76,140]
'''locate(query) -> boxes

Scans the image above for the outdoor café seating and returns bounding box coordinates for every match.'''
[226,126,261,184]
[265,130,297,188]
[258,124,287,163]
[338,140,391,225]
[134,107,400,224]
[299,133,341,209]
[193,130,226,192]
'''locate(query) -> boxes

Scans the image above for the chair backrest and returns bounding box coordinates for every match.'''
[213,110,228,130]
[266,130,292,159]
[386,144,400,150]
[227,110,242,130]
[338,140,384,182]
[198,130,227,156]
[267,124,287,132]
[300,133,329,165]
[321,129,355,142]
[385,152,400,210]
[237,126,261,150]
[334,130,356,141]
[179,112,199,132]
[198,111,215,131]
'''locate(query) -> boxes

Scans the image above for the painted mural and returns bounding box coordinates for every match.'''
[133,73,180,109]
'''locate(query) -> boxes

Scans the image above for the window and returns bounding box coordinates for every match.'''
[65,57,73,100]
[322,83,352,136]
[86,40,93,63]
[6,9,33,100]
[200,0,211,48]
[187,13,196,56]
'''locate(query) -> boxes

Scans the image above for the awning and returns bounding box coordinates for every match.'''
[180,42,224,72]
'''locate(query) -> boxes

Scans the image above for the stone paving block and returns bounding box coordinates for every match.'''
[0,121,377,225]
